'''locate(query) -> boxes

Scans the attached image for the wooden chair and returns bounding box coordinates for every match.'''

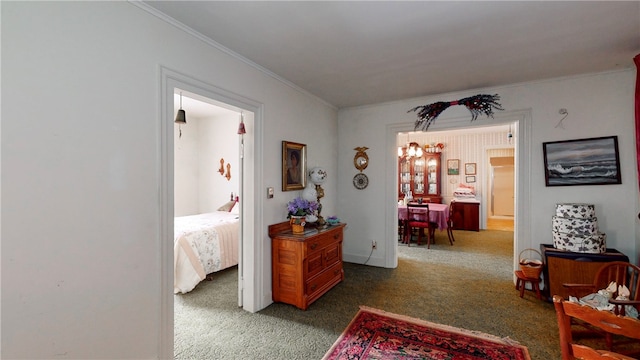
[563,262,640,316]
[446,200,457,244]
[562,262,640,350]
[405,203,434,248]
[553,295,640,360]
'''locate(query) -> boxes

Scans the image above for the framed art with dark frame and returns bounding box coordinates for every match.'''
[447,159,460,175]
[542,135,621,187]
[465,163,477,175]
[282,141,307,191]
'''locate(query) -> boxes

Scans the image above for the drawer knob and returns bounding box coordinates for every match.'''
[310,243,318,250]
[310,284,317,291]
[333,234,339,239]
[334,269,340,275]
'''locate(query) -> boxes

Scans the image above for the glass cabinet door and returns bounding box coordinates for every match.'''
[398,152,440,201]
[427,158,437,195]
[413,157,425,195]
[399,158,411,196]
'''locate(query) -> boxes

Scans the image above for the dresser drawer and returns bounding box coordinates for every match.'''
[305,228,343,255]
[306,262,343,300]
[306,236,343,278]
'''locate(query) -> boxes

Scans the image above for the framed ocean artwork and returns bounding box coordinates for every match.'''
[542,136,621,186]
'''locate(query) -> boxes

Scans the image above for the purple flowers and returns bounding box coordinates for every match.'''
[287,197,319,218]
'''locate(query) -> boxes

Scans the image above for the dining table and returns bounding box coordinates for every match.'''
[398,203,449,229]
[398,203,449,244]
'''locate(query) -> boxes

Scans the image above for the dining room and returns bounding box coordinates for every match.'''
[396,124,516,248]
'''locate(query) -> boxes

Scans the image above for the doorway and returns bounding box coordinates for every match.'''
[173,90,247,305]
[160,65,265,357]
[487,152,515,231]
[386,110,532,272]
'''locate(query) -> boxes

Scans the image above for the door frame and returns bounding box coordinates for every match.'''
[483,146,516,226]
[159,66,264,357]
[385,109,531,271]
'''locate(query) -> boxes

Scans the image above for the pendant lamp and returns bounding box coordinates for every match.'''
[175,92,186,124]
[237,112,246,135]
[175,92,186,138]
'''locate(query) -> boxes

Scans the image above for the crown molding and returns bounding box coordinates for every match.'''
[129,1,337,110]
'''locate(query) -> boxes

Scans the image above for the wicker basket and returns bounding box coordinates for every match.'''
[519,248,543,279]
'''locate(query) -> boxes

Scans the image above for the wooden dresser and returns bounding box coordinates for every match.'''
[269,222,345,310]
[540,244,629,301]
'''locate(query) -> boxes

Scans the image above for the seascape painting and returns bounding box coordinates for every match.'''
[543,136,621,186]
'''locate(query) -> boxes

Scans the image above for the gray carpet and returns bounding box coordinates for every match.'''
[174,229,561,359]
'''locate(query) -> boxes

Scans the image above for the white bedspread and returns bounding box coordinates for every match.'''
[174,211,240,294]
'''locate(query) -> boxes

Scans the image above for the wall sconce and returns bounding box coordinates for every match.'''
[175,92,186,138]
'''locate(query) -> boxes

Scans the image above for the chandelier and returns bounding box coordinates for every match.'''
[397,142,423,158]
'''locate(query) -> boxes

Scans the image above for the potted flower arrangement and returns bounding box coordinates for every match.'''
[287,197,319,233]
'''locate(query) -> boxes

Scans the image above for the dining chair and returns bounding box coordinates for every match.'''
[406,203,434,248]
[553,295,640,359]
[446,200,457,244]
[562,261,640,351]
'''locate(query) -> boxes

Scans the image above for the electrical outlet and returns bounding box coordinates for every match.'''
[372,241,377,249]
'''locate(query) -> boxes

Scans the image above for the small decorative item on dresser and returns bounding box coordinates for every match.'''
[326,216,340,225]
[286,197,318,234]
[289,216,306,234]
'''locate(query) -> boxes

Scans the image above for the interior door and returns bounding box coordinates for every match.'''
[492,165,514,216]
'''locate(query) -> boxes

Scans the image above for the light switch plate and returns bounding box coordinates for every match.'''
[267,187,274,199]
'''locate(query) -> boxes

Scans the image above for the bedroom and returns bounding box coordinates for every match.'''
[173,90,246,295]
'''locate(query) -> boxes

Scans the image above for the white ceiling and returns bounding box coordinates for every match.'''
[148,1,639,110]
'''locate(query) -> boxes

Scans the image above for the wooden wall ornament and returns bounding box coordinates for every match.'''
[219,158,225,175]
[353,147,369,172]
[225,163,231,181]
[408,94,504,132]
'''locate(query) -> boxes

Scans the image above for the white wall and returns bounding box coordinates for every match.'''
[174,111,241,217]
[198,112,241,214]
[338,70,638,268]
[2,2,338,358]
[174,115,201,216]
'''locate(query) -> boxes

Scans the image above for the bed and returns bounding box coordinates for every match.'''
[174,210,240,294]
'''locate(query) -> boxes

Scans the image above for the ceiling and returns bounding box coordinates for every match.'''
[147,1,638,110]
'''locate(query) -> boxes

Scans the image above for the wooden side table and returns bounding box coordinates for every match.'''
[515,270,541,300]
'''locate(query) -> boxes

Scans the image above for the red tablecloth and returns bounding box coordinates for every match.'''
[398,203,449,230]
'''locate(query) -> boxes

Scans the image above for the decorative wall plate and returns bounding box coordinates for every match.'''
[353,173,369,190]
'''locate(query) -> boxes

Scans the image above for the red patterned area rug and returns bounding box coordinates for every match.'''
[322,306,531,360]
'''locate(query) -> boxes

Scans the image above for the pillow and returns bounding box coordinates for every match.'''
[217,200,236,212]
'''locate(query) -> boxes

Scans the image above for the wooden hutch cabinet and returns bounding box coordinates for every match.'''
[399,151,442,204]
[269,222,345,310]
